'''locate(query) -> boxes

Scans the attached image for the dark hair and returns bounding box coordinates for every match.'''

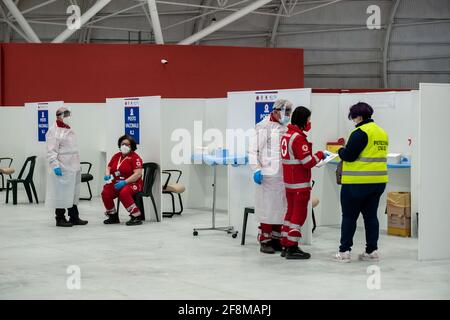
[118,134,137,151]
[348,102,374,120]
[291,106,311,129]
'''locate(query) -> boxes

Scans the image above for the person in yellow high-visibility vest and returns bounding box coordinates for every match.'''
[334,102,388,263]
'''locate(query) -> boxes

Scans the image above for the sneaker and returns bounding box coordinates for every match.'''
[333,251,351,263]
[260,242,275,254]
[359,250,379,262]
[280,248,286,257]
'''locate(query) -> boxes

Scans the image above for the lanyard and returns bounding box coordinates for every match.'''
[116,156,129,172]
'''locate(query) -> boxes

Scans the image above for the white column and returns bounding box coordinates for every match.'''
[178,0,273,45]
[147,0,164,44]
[2,0,40,43]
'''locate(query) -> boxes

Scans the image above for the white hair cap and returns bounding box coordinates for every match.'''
[273,99,293,110]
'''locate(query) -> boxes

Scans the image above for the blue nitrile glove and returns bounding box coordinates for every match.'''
[114,180,127,190]
[253,170,263,185]
[54,167,62,176]
[104,175,111,182]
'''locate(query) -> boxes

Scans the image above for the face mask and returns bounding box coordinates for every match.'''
[62,116,71,126]
[120,145,131,155]
[279,115,290,126]
[304,122,311,132]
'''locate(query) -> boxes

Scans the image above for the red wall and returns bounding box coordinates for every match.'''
[0,43,304,106]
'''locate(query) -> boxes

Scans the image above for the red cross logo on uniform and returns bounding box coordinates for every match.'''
[281,139,288,157]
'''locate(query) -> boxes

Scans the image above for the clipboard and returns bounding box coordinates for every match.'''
[316,151,338,168]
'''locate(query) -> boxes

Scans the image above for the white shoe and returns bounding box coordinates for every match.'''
[359,250,379,262]
[333,251,351,263]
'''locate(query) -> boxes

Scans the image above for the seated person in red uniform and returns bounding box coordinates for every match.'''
[102,135,144,226]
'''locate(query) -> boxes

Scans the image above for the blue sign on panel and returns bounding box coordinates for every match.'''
[124,106,140,144]
[38,110,49,142]
[255,101,275,125]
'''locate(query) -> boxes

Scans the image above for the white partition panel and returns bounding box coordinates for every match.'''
[204,99,228,211]
[309,93,341,226]
[418,83,450,261]
[0,107,27,187]
[227,88,313,245]
[161,98,228,212]
[161,99,207,211]
[338,92,416,154]
[341,92,418,231]
[3,103,106,203]
[105,96,162,222]
[24,101,63,202]
[315,92,419,232]
[64,103,106,198]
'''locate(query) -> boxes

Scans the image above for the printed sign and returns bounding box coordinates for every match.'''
[255,91,278,124]
[124,99,140,144]
[37,104,49,142]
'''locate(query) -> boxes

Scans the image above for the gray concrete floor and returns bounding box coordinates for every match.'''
[0,192,449,300]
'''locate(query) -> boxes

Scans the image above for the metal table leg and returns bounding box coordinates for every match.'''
[193,165,238,238]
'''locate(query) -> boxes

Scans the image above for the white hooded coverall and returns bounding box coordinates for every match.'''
[249,116,287,225]
[45,124,81,209]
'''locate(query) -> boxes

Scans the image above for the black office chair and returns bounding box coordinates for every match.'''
[115,162,160,222]
[0,157,15,191]
[80,162,94,200]
[162,170,185,218]
[6,156,39,205]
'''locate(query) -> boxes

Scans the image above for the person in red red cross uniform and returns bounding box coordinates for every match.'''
[280,106,326,259]
[102,135,144,226]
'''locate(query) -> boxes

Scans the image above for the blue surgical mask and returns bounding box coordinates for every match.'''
[279,115,290,126]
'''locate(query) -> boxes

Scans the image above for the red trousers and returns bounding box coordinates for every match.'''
[258,223,282,244]
[281,191,310,247]
[101,182,141,216]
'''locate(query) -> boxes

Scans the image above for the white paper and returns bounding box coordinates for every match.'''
[316,151,338,168]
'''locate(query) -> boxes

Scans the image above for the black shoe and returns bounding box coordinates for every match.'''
[285,246,311,260]
[270,240,283,252]
[104,213,120,224]
[69,217,88,225]
[56,217,73,227]
[260,242,275,254]
[126,215,143,226]
[280,248,286,257]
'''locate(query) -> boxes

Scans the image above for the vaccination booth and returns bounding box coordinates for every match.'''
[0,83,449,260]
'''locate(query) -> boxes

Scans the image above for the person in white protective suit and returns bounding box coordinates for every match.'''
[45,107,88,227]
[249,99,293,254]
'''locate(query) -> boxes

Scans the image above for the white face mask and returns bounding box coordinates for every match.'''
[279,115,290,126]
[120,145,131,155]
[62,116,71,126]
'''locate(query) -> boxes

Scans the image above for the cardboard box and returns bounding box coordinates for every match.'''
[387,192,411,237]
